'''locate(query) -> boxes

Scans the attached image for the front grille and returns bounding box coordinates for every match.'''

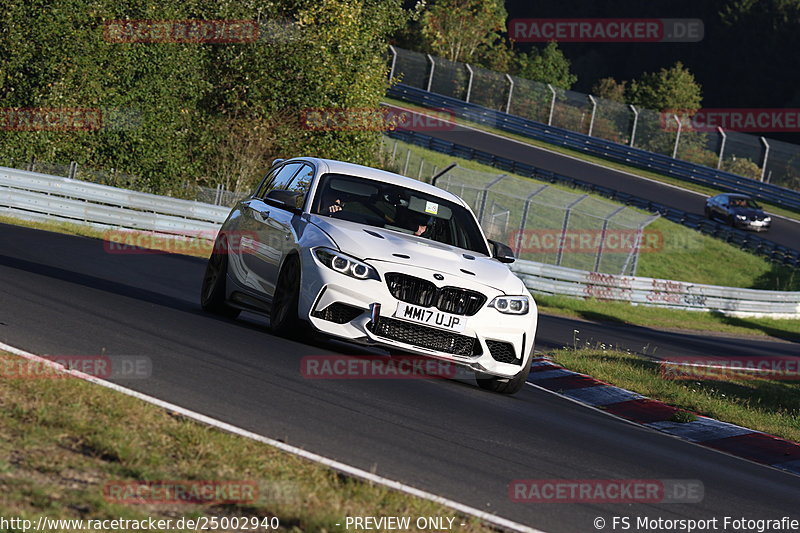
[312,303,364,324]
[486,340,517,364]
[368,317,476,356]
[385,273,486,316]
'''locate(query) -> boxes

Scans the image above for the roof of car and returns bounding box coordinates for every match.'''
[289,157,467,207]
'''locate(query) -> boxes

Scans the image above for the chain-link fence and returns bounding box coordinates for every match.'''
[389,46,800,191]
[3,157,243,207]
[380,137,659,275]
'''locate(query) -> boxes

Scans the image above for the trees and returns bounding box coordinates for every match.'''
[0,0,409,194]
[513,42,576,90]
[627,62,702,113]
[419,0,507,63]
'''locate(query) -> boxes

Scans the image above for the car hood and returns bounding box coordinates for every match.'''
[730,207,767,217]
[309,215,523,293]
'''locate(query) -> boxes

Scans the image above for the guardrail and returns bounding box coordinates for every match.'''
[512,260,800,317]
[387,84,800,214]
[387,129,800,269]
[0,166,229,236]
[1,166,796,316]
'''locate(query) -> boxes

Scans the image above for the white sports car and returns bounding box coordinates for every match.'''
[201,157,537,394]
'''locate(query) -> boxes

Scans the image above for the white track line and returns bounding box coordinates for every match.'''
[0,341,544,533]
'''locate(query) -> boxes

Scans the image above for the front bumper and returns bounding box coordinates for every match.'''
[298,252,537,378]
[733,218,771,231]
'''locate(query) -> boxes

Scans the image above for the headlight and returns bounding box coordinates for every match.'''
[489,295,529,315]
[763,216,771,222]
[735,214,747,220]
[313,248,379,281]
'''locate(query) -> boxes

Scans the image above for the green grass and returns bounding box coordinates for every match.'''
[550,348,800,443]
[535,294,800,342]
[0,351,491,532]
[383,97,800,223]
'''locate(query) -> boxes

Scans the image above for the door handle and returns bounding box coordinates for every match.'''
[249,205,270,220]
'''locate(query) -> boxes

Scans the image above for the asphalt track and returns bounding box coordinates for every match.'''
[1,224,799,532]
[387,105,800,251]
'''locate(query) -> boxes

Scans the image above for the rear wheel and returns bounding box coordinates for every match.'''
[270,255,304,338]
[475,362,531,395]
[201,237,240,318]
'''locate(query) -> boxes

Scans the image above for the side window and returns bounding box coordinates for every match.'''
[254,166,281,199]
[284,165,315,209]
[268,163,304,193]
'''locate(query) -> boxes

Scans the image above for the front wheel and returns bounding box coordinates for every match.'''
[200,237,240,318]
[270,255,305,338]
[475,362,531,395]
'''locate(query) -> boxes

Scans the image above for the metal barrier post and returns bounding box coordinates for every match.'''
[514,185,548,255]
[388,45,397,81]
[588,95,597,137]
[505,74,514,114]
[672,114,682,158]
[717,127,726,169]
[465,64,474,102]
[547,84,556,126]
[593,205,626,272]
[426,54,435,92]
[629,105,639,147]
[556,195,587,266]
[477,174,506,223]
[760,137,770,181]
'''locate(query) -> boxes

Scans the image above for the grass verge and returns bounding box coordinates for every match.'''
[550,348,800,443]
[0,351,490,532]
[536,294,800,342]
[383,97,800,223]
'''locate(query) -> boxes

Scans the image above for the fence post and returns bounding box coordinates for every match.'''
[556,195,587,266]
[465,64,474,103]
[593,205,626,272]
[426,54,435,92]
[417,158,424,179]
[403,149,411,175]
[717,127,726,169]
[391,140,398,164]
[588,95,597,137]
[547,84,556,126]
[505,74,514,114]
[629,105,639,147]
[477,174,506,224]
[68,161,78,180]
[514,185,548,256]
[671,114,682,159]
[388,45,397,81]
[760,137,770,182]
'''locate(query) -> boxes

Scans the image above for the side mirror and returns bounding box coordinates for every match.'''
[488,239,515,264]
[270,158,286,168]
[265,189,303,214]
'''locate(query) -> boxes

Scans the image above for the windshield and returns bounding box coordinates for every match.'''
[311,173,490,256]
[728,197,760,209]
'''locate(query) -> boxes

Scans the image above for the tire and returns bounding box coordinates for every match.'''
[475,361,531,395]
[200,237,240,318]
[704,207,711,219]
[270,255,305,338]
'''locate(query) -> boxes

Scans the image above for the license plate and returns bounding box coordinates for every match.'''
[394,302,466,333]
